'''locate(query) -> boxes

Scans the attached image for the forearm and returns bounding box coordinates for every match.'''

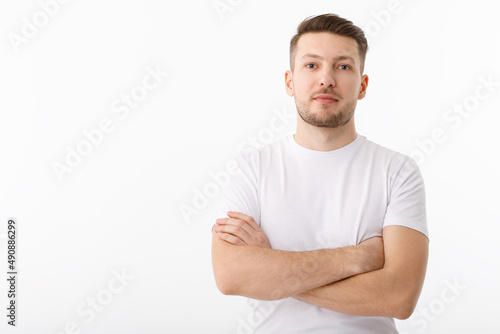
[294,268,408,318]
[294,226,429,320]
[212,231,368,300]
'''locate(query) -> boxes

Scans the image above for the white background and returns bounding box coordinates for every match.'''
[1,0,499,333]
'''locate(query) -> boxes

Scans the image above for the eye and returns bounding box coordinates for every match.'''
[338,64,351,70]
[305,63,317,69]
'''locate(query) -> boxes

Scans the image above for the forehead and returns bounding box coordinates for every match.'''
[295,32,360,63]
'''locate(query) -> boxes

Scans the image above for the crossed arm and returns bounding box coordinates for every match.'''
[211,211,429,320]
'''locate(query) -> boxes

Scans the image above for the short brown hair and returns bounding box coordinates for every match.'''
[289,14,368,74]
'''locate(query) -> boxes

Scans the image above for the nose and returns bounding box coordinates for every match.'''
[319,68,336,87]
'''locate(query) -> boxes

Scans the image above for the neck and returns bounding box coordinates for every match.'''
[293,117,357,151]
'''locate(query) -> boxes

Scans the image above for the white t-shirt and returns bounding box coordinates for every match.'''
[217,133,428,334]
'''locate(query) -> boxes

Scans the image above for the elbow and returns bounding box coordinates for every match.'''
[393,305,415,320]
[211,236,282,300]
[391,293,419,320]
[213,264,239,296]
[216,281,234,296]
[214,273,282,300]
[383,271,424,320]
[214,272,237,296]
[213,268,283,300]
[212,259,248,297]
[212,233,240,296]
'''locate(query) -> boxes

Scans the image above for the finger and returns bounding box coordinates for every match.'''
[216,217,255,237]
[216,231,247,246]
[214,222,253,244]
[226,211,261,231]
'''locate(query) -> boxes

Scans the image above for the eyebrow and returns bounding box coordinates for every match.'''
[301,53,356,63]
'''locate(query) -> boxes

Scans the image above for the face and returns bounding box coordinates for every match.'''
[285,32,368,128]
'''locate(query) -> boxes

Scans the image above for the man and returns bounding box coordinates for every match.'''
[211,13,429,333]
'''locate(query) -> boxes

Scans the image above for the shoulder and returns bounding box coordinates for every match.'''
[358,135,420,177]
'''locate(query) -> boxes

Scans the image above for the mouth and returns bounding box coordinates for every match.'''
[313,94,339,104]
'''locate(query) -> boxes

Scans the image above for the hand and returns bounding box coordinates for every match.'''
[357,236,385,273]
[212,211,271,249]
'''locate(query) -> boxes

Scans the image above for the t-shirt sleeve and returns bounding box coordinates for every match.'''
[216,148,261,225]
[383,156,429,240]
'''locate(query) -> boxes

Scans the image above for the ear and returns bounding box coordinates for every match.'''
[358,74,369,100]
[285,70,294,97]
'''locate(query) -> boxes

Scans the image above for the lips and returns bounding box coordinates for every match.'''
[313,94,339,104]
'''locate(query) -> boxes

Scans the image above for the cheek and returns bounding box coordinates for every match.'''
[341,78,362,96]
[293,77,313,98]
